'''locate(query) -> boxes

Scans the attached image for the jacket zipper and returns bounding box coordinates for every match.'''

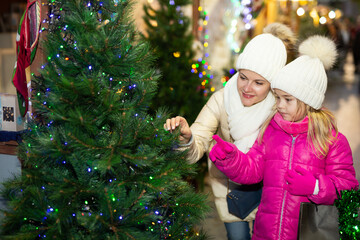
[278,135,297,239]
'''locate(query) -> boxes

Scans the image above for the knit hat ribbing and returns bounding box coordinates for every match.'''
[271,35,337,109]
[236,33,287,82]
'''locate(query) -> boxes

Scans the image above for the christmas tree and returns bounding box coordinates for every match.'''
[142,0,210,124]
[0,0,209,239]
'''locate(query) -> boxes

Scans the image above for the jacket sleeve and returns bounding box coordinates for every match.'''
[179,91,222,164]
[309,133,359,205]
[212,139,266,185]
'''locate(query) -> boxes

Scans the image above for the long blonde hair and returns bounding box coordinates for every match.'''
[258,100,338,157]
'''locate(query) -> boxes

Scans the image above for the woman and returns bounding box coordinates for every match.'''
[164,24,296,240]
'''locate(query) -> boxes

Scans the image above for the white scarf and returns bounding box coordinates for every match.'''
[224,72,275,153]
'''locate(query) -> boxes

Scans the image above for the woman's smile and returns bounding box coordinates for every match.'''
[242,92,255,99]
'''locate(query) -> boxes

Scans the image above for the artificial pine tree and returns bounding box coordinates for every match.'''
[0,0,209,239]
[143,0,209,124]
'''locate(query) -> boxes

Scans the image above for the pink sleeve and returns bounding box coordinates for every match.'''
[212,140,266,185]
[309,133,359,204]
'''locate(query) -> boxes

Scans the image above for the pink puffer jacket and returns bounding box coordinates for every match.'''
[212,114,359,240]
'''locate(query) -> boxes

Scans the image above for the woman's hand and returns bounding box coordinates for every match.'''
[164,116,192,144]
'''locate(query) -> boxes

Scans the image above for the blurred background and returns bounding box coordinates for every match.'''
[0,0,359,238]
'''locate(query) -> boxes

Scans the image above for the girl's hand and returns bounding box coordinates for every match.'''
[209,135,236,163]
[285,166,316,196]
[164,116,192,144]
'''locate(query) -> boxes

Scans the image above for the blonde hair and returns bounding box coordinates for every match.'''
[307,106,338,157]
[258,101,338,157]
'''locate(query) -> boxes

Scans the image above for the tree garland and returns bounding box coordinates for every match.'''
[335,189,360,239]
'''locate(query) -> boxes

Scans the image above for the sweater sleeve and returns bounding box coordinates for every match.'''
[309,133,359,204]
[178,90,222,164]
[212,139,266,185]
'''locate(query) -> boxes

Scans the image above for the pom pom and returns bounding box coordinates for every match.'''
[299,35,338,70]
[263,23,297,51]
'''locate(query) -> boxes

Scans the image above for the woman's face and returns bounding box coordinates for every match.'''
[237,69,271,107]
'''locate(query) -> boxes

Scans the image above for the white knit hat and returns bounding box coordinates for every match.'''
[271,35,338,109]
[236,33,287,82]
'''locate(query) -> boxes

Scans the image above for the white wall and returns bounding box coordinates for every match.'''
[0,154,21,221]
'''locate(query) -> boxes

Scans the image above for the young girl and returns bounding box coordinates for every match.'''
[164,23,296,240]
[209,35,359,240]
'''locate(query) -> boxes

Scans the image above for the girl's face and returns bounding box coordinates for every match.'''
[274,89,307,122]
[237,69,271,107]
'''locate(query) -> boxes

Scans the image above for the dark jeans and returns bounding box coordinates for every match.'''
[224,221,252,240]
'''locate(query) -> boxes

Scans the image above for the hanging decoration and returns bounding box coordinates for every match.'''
[193,3,215,96]
[12,0,42,117]
[225,0,264,54]
[220,0,264,87]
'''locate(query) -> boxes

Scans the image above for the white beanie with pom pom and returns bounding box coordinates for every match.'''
[271,35,337,109]
[236,33,287,82]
